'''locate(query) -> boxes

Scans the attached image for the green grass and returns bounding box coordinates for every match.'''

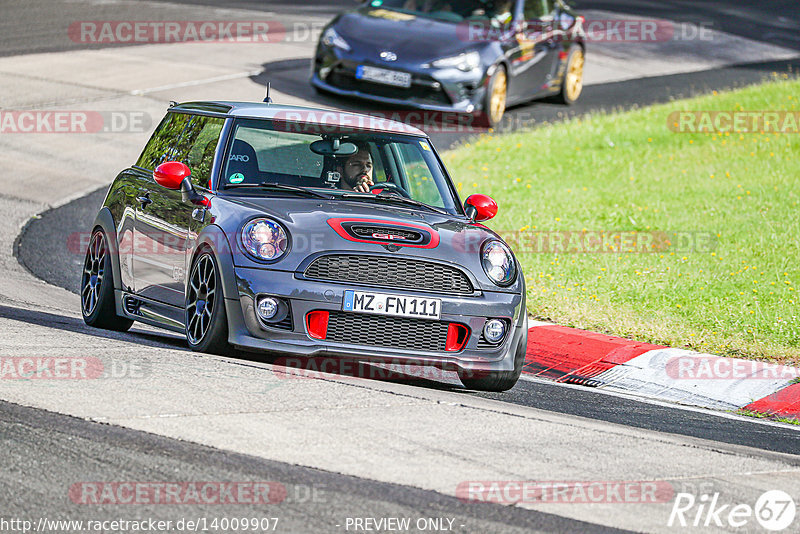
[737,408,800,426]
[443,76,800,364]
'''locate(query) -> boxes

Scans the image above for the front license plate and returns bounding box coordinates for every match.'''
[343,290,441,320]
[356,65,412,88]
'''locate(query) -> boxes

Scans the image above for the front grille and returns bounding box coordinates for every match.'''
[272,311,293,331]
[304,255,473,294]
[351,225,422,242]
[326,311,449,351]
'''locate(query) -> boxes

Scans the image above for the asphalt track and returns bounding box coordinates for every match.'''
[2,400,619,534]
[5,1,800,532]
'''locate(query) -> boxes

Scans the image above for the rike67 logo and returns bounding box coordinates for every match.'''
[668,490,796,531]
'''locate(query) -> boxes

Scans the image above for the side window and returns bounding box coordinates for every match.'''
[135,112,192,171]
[172,116,225,189]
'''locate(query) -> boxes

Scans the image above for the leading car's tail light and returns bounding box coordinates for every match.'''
[306,311,330,340]
[445,323,470,352]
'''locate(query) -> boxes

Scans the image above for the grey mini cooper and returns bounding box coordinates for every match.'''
[81,101,527,391]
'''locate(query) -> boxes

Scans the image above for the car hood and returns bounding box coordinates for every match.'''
[335,8,485,64]
[215,195,511,291]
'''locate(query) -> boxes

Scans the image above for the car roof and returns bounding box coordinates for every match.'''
[170,101,428,137]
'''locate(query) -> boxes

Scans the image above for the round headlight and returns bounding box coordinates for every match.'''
[481,240,516,286]
[241,219,289,262]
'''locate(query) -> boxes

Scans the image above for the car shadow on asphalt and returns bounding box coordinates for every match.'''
[0,303,188,350]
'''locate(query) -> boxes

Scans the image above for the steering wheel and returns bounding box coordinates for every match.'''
[370,182,411,198]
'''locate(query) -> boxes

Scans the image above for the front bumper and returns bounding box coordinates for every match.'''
[311,48,488,115]
[225,266,526,373]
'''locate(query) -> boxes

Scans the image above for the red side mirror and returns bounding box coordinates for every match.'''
[464,194,498,222]
[154,161,191,190]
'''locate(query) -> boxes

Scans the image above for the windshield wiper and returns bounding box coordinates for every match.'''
[340,192,451,216]
[223,182,334,200]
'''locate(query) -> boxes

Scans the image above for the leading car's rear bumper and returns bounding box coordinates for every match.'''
[225,266,526,373]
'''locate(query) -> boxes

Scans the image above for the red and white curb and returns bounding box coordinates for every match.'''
[524,321,800,419]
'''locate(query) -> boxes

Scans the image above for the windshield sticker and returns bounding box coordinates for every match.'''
[229,173,245,184]
[419,141,431,151]
[326,171,341,183]
[368,9,416,21]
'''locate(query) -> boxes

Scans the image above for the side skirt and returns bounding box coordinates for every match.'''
[116,290,185,334]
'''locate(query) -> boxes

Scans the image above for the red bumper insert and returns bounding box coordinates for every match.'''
[306,311,330,340]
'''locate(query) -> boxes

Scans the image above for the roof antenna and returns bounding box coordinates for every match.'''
[263,82,273,104]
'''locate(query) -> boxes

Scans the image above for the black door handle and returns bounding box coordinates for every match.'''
[137,194,153,209]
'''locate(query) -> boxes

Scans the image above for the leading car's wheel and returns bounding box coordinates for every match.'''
[458,325,527,392]
[480,65,508,128]
[557,46,584,105]
[81,229,133,331]
[185,250,229,355]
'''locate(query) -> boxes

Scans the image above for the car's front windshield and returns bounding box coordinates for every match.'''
[218,118,460,214]
[368,0,515,24]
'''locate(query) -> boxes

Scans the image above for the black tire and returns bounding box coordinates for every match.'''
[458,325,527,392]
[556,46,585,105]
[80,229,133,332]
[478,64,508,128]
[185,250,230,355]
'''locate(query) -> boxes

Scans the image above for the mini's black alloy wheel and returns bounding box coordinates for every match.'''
[81,230,133,331]
[185,251,229,355]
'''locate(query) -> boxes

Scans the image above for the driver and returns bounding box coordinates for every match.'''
[338,143,374,193]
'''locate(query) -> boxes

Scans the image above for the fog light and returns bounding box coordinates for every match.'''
[257,297,279,321]
[483,319,506,344]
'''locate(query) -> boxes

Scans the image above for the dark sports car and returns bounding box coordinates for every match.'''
[311,0,586,126]
[81,101,528,391]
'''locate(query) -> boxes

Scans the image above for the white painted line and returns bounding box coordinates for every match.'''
[130,70,263,96]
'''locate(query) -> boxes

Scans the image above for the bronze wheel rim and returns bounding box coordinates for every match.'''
[489,69,507,125]
[565,50,584,102]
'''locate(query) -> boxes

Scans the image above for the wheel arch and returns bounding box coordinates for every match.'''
[91,208,123,293]
[189,224,238,302]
